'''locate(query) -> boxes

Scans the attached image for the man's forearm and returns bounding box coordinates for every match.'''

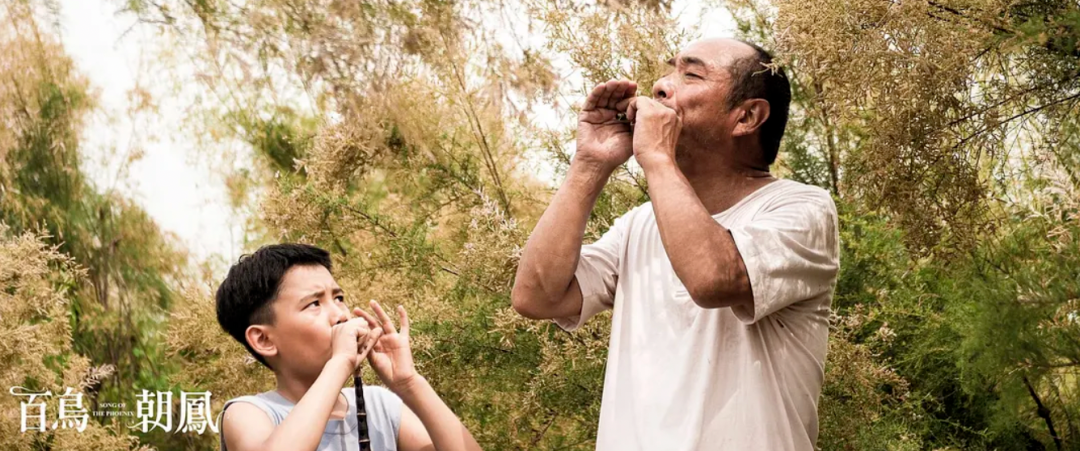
[638,155,750,308]
[397,376,482,451]
[511,159,612,317]
[262,357,352,451]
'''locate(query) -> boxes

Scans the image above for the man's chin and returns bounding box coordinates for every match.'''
[674,145,691,162]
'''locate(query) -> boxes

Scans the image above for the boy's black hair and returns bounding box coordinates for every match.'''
[215,243,333,370]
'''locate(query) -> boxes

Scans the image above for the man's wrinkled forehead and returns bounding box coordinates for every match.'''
[670,38,756,72]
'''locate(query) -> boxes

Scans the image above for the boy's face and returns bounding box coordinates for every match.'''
[262,264,352,377]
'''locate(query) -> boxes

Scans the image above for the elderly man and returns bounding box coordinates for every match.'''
[511,38,840,450]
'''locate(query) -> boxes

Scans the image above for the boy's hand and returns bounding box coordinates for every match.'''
[330,317,383,374]
[356,301,419,394]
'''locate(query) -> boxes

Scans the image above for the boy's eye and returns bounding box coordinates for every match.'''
[307,300,320,308]
[334,295,345,303]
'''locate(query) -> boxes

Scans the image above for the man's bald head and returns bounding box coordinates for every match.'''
[682,38,759,67]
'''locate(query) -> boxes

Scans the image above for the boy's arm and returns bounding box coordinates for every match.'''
[222,357,351,451]
[396,377,480,451]
[358,302,482,451]
[220,402,275,451]
[222,318,382,451]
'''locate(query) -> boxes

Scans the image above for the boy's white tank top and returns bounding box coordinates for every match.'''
[218,385,402,451]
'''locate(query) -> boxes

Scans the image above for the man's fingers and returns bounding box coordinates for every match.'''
[595,80,616,111]
[615,96,633,113]
[628,96,664,122]
[604,81,625,109]
[584,80,639,113]
[582,82,607,111]
[626,97,639,123]
[612,81,637,108]
[370,300,398,335]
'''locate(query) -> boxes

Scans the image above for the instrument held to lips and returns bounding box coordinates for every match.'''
[355,372,370,451]
[356,330,371,451]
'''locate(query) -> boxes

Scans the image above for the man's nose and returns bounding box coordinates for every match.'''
[652,77,671,100]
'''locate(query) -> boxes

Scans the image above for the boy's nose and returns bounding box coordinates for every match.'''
[331,303,350,324]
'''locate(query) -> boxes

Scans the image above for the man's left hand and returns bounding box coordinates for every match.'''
[627,96,681,168]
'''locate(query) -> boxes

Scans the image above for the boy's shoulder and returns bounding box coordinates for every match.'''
[218,390,281,428]
[217,391,280,451]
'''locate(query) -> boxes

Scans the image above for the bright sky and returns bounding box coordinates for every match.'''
[58,0,246,265]
[55,0,734,267]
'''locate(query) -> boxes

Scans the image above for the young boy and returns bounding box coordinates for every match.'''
[214,243,482,451]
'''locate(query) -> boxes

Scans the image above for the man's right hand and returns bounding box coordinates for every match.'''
[330,317,382,374]
[576,80,638,171]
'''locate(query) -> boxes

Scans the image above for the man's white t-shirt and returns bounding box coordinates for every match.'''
[555,179,839,451]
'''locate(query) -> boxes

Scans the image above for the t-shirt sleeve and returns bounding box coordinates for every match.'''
[552,210,632,332]
[728,187,839,324]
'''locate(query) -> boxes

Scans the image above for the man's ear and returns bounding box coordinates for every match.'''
[732,99,771,138]
[246,325,278,362]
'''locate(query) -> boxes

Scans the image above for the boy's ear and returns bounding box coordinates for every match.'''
[245,325,278,362]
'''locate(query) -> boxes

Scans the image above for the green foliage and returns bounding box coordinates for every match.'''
[1,3,186,448]
[0,224,148,450]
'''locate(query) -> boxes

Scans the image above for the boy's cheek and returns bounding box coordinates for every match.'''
[285,318,334,354]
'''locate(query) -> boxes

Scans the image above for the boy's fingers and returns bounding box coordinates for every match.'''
[358,327,383,359]
[370,327,384,342]
[355,309,380,329]
[397,305,409,338]
[370,300,398,334]
[343,318,367,336]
